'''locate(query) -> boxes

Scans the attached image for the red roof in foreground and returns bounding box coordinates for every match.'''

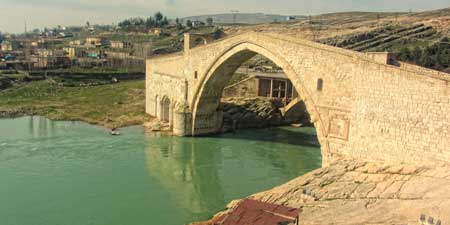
[215,199,300,225]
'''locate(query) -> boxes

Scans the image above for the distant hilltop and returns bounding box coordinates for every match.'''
[183,13,305,24]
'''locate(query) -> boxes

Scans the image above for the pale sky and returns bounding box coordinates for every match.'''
[1,0,449,33]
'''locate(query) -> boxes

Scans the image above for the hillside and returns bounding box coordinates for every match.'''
[183,13,303,25]
[222,9,450,73]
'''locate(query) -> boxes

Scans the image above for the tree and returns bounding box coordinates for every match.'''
[119,20,131,29]
[162,16,169,27]
[397,46,412,61]
[186,20,192,28]
[437,49,450,68]
[436,37,450,68]
[146,17,156,28]
[155,12,163,24]
[86,21,90,28]
[175,18,183,30]
[206,17,213,26]
[412,46,423,64]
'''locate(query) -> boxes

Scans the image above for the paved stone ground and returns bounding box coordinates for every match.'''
[195,159,450,225]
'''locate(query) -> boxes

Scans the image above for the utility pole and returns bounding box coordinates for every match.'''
[25,41,31,72]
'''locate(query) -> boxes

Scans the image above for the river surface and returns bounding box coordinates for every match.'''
[0,116,321,225]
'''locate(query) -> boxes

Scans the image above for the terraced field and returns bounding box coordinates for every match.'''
[224,8,450,73]
[320,23,440,52]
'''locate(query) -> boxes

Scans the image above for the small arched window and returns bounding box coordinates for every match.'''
[194,71,198,79]
[317,78,323,92]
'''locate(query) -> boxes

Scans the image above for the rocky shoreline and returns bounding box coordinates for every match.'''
[193,159,450,225]
[0,109,30,118]
[221,97,310,132]
[145,97,311,134]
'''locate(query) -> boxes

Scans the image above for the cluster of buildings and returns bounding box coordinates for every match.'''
[0,19,217,72]
[0,34,147,71]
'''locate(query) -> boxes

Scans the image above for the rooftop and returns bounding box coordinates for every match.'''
[215,199,300,225]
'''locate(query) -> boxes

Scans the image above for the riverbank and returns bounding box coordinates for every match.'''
[194,159,450,225]
[0,80,150,129]
[0,80,308,131]
[221,97,309,132]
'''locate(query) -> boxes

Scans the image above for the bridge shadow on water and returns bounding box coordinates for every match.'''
[207,126,320,149]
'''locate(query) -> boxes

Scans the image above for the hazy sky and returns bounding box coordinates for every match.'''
[1,0,450,33]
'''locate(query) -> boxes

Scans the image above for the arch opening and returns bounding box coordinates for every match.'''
[191,43,327,159]
[161,97,171,123]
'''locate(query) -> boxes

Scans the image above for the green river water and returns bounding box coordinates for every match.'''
[0,116,321,225]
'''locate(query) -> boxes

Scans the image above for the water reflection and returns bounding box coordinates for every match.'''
[144,127,321,217]
[214,126,320,147]
[25,116,56,138]
[28,116,34,136]
[0,117,321,225]
[145,133,226,214]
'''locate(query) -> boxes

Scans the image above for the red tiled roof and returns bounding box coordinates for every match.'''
[215,199,300,225]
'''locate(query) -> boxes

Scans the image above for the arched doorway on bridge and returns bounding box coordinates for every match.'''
[190,43,329,160]
[161,97,171,123]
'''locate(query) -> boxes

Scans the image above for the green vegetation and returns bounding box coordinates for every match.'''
[0,80,149,129]
[118,12,172,32]
[228,73,249,85]
[320,22,450,72]
[106,33,156,43]
[0,70,27,79]
[396,38,450,72]
[48,66,144,74]
[322,24,438,52]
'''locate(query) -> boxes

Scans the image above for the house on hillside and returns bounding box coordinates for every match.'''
[63,47,76,58]
[30,41,39,47]
[85,37,107,47]
[133,42,152,58]
[149,28,162,36]
[30,48,70,69]
[286,16,296,21]
[1,41,19,51]
[37,39,64,48]
[191,21,206,28]
[34,48,53,57]
[223,69,298,103]
[110,40,131,49]
[85,49,103,59]
[69,40,84,46]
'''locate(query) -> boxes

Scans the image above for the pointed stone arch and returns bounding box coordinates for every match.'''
[190,42,330,160]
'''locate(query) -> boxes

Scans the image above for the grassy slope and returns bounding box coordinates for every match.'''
[0,80,149,129]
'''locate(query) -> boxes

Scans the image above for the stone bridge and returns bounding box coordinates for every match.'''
[146,31,450,166]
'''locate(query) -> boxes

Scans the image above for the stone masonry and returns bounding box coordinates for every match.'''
[146,31,450,166]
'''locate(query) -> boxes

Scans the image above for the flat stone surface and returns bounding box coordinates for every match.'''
[194,159,450,225]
